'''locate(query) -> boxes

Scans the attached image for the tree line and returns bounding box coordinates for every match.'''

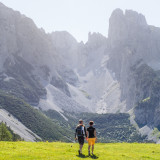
[0,122,22,141]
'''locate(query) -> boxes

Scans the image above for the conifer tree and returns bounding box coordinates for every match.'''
[0,122,12,141]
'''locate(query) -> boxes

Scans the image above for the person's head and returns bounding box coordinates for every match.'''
[79,119,83,125]
[89,121,94,126]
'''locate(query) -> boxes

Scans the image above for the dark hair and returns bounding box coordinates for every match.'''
[79,119,83,124]
[89,121,94,125]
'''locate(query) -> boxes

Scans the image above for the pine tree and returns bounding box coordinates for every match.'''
[0,122,12,141]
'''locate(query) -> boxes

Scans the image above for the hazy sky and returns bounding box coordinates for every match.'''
[0,0,160,42]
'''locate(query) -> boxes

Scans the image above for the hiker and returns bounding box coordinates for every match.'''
[75,119,87,155]
[87,121,97,155]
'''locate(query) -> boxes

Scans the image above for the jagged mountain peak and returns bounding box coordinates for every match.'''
[125,10,147,26]
[108,9,148,46]
[109,8,147,26]
[87,32,107,46]
[1,2,160,142]
[110,8,124,17]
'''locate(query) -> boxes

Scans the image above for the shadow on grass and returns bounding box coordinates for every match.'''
[76,154,99,159]
[90,154,99,159]
[76,154,89,158]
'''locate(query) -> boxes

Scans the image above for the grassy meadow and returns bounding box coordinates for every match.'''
[0,142,160,160]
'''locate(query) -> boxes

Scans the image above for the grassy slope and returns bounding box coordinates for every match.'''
[0,91,73,142]
[0,142,160,160]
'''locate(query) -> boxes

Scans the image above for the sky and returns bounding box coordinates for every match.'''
[0,0,160,42]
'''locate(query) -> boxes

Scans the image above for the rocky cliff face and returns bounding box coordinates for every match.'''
[107,9,160,110]
[0,2,87,112]
[106,9,160,142]
[0,2,160,142]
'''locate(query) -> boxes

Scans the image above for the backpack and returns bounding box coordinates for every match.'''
[77,125,85,137]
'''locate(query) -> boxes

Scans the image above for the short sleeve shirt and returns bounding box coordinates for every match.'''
[87,126,95,138]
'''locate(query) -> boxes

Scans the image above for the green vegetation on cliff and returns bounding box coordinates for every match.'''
[44,110,146,143]
[0,122,22,141]
[0,90,72,142]
[133,64,160,130]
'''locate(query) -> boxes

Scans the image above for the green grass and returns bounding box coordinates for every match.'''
[0,142,160,160]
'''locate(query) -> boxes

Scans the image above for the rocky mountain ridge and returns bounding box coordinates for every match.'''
[0,2,160,142]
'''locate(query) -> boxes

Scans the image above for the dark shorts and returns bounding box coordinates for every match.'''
[78,136,84,145]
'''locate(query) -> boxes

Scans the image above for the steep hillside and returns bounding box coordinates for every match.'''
[44,110,146,143]
[0,2,160,142]
[107,9,160,111]
[133,63,160,132]
[106,9,160,142]
[0,2,88,113]
[0,55,46,105]
[0,90,73,142]
[0,108,41,141]
[78,113,146,142]
[0,122,22,141]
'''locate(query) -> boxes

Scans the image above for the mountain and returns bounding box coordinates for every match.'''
[107,9,160,109]
[106,9,160,142]
[50,10,160,142]
[0,2,160,142]
[0,2,86,141]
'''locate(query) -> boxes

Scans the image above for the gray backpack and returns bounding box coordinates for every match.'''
[77,125,85,137]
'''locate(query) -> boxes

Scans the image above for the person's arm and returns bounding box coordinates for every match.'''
[75,128,77,140]
[94,129,97,141]
[86,127,88,140]
[84,126,87,137]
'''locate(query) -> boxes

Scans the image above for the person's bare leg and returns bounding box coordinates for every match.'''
[92,145,94,154]
[88,145,91,155]
[80,144,83,153]
[78,144,81,155]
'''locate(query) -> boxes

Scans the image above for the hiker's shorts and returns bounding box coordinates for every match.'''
[88,138,95,146]
[78,136,84,145]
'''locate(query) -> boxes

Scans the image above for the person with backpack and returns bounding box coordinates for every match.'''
[75,119,87,155]
[87,121,97,156]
